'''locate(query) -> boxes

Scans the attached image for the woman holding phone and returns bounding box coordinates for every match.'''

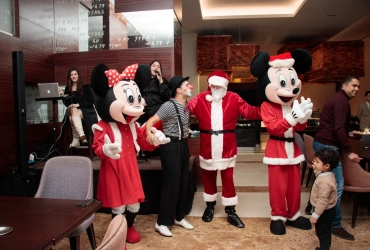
[137,60,170,125]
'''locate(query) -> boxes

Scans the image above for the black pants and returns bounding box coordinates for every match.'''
[157,139,189,226]
[315,207,336,250]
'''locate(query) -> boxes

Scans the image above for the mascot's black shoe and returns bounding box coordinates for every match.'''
[270,220,286,235]
[285,216,312,230]
[225,206,245,228]
[202,201,216,222]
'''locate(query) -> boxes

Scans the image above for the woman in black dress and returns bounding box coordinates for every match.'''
[137,60,171,125]
[62,67,98,147]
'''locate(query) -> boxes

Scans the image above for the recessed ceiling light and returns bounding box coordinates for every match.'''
[199,0,307,20]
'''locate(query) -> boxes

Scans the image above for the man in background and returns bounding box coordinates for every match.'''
[356,90,370,131]
[312,75,362,241]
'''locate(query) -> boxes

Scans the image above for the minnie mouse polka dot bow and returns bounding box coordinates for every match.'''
[105,63,138,87]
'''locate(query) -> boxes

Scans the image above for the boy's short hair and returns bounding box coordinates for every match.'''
[314,147,340,171]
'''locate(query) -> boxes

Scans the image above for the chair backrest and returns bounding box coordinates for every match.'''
[35,156,93,200]
[340,150,370,188]
[294,133,306,162]
[96,214,127,250]
[303,133,315,164]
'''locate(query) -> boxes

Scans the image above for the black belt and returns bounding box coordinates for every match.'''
[166,136,187,142]
[199,129,235,136]
[270,135,295,142]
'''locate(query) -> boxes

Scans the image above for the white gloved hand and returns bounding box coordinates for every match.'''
[298,97,313,124]
[286,97,312,126]
[151,127,170,146]
[102,134,122,159]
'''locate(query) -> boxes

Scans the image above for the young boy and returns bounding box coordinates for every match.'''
[309,147,340,250]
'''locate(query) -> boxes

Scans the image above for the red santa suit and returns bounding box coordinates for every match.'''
[93,120,156,209]
[262,101,306,221]
[188,72,261,206]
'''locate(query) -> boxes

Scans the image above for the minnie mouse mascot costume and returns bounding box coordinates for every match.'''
[91,63,169,244]
[250,49,313,235]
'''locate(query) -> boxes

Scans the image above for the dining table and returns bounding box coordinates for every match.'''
[0,196,101,250]
[348,137,370,161]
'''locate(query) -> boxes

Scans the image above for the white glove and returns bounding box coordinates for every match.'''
[151,127,170,146]
[102,134,122,159]
[298,97,313,124]
[286,96,312,126]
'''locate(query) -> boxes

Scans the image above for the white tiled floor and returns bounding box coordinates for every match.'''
[189,163,370,219]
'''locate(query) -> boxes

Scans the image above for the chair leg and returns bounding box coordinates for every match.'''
[69,235,80,250]
[301,162,307,186]
[351,193,360,228]
[306,168,313,187]
[86,224,97,249]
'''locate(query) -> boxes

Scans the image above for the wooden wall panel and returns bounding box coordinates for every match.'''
[0,1,55,176]
[115,0,173,12]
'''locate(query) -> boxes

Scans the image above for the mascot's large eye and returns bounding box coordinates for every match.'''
[136,88,142,103]
[291,72,297,86]
[279,75,287,87]
[126,89,135,104]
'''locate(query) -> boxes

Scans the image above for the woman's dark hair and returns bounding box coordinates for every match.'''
[66,67,84,95]
[314,147,340,171]
[149,60,163,75]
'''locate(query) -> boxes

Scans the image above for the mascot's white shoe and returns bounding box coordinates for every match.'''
[155,223,173,237]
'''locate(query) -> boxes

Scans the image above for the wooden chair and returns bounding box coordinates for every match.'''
[35,156,97,250]
[303,133,315,187]
[96,214,127,250]
[340,150,370,228]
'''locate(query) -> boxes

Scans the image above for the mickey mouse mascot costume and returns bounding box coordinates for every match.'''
[91,63,169,244]
[250,49,313,235]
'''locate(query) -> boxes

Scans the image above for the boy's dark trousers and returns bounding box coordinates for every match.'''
[315,207,336,250]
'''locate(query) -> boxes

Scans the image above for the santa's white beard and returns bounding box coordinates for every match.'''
[211,87,226,102]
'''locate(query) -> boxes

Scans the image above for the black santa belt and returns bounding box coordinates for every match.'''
[269,135,295,143]
[199,129,235,136]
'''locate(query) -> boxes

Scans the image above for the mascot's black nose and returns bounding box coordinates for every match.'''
[293,88,299,94]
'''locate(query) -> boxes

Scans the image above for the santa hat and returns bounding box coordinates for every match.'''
[269,52,295,68]
[206,71,229,102]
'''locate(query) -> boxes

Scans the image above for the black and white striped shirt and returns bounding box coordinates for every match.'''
[156,98,189,138]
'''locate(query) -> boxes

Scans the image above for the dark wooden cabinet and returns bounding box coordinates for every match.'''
[196,35,232,75]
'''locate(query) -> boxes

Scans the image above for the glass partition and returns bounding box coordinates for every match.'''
[53,0,178,53]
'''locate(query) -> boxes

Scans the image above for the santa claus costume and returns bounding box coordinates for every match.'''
[188,71,261,228]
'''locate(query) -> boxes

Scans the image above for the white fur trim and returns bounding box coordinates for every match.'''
[206,94,213,102]
[271,216,287,222]
[211,100,223,161]
[263,154,305,165]
[203,192,217,202]
[208,75,228,88]
[199,155,237,170]
[269,58,295,68]
[92,124,103,134]
[127,203,140,213]
[129,122,140,153]
[109,122,122,145]
[287,211,301,221]
[285,113,297,126]
[112,205,126,214]
[221,195,238,206]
